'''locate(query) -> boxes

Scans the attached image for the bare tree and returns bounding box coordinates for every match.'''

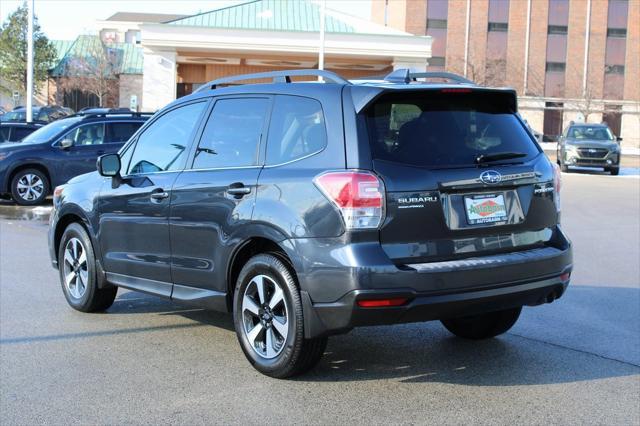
[59,36,118,107]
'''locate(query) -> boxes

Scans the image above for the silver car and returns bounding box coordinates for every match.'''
[557,122,622,175]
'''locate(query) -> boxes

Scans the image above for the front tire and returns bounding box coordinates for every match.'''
[58,223,117,312]
[609,166,620,175]
[10,168,49,206]
[233,253,327,378]
[441,307,522,340]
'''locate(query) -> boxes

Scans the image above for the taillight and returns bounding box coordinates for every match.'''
[313,171,385,230]
[552,163,561,213]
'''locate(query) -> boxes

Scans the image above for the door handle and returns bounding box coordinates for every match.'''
[226,183,251,198]
[150,189,170,201]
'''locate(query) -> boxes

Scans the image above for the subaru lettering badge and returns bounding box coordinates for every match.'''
[480,170,502,184]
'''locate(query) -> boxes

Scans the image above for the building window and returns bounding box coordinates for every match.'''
[543,102,564,141]
[548,0,570,27]
[607,0,629,30]
[485,0,509,84]
[544,0,569,98]
[545,62,566,72]
[426,0,448,71]
[426,0,448,20]
[602,106,622,137]
[429,57,446,67]
[426,19,447,29]
[603,0,628,100]
[607,28,627,38]
[605,65,625,74]
[548,25,568,35]
[488,0,510,25]
[488,22,508,32]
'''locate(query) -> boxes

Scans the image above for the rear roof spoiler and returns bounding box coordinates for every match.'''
[350,85,519,114]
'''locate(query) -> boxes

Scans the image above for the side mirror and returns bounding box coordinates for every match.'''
[60,138,73,149]
[97,153,121,177]
[617,136,623,142]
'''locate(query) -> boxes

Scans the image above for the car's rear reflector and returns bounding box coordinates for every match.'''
[357,298,408,308]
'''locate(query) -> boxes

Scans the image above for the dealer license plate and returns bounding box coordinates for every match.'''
[464,193,507,225]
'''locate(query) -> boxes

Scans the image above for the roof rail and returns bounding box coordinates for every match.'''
[194,69,351,93]
[71,109,154,119]
[384,69,475,85]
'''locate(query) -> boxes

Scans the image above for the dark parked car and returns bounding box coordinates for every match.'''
[0,110,150,205]
[556,122,622,175]
[0,105,72,123]
[48,69,572,378]
[0,122,44,143]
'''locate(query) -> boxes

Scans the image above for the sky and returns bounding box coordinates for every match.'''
[0,0,372,40]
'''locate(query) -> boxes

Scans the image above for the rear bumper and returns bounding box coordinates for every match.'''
[288,228,572,338]
[303,273,569,337]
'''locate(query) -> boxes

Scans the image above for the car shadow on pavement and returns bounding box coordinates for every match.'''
[109,290,235,332]
[300,325,639,386]
[43,286,638,387]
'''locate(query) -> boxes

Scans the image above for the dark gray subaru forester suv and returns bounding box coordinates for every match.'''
[48,69,572,378]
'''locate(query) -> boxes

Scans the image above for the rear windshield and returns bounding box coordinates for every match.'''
[365,91,540,168]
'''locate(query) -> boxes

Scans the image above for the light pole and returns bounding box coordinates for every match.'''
[318,0,326,81]
[26,0,34,123]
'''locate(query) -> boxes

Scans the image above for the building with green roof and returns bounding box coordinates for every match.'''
[41,0,431,111]
[46,35,144,110]
[139,0,431,110]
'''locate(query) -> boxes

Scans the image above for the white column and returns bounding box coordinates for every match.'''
[142,48,177,112]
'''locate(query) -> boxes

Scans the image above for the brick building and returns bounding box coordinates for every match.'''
[372,0,640,147]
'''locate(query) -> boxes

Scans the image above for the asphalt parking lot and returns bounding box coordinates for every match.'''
[1,169,639,425]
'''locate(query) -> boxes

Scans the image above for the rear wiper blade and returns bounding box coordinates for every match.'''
[475,151,527,164]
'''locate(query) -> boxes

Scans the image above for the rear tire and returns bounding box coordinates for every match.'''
[58,223,117,312]
[233,253,327,378]
[441,307,522,340]
[10,168,49,206]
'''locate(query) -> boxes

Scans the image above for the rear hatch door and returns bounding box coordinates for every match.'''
[362,88,558,265]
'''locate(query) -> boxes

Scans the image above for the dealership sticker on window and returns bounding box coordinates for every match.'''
[464,193,507,225]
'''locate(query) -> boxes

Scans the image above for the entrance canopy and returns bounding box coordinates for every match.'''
[140,0,432,110]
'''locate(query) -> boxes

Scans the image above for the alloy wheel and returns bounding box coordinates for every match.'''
[16,173,44,202]
[62,238,89,299]
[241,274,289,359]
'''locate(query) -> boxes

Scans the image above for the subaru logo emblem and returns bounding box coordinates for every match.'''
[588,148,597,153]
[480,170,502,184]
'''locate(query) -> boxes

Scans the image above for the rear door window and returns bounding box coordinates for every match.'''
[266,95,327,165]
[106,122,143,143]
[63,123,106,146]
[0,127,10,141]
[10,127,34,141]
[365,91,540,168]
[192,97,269,169]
